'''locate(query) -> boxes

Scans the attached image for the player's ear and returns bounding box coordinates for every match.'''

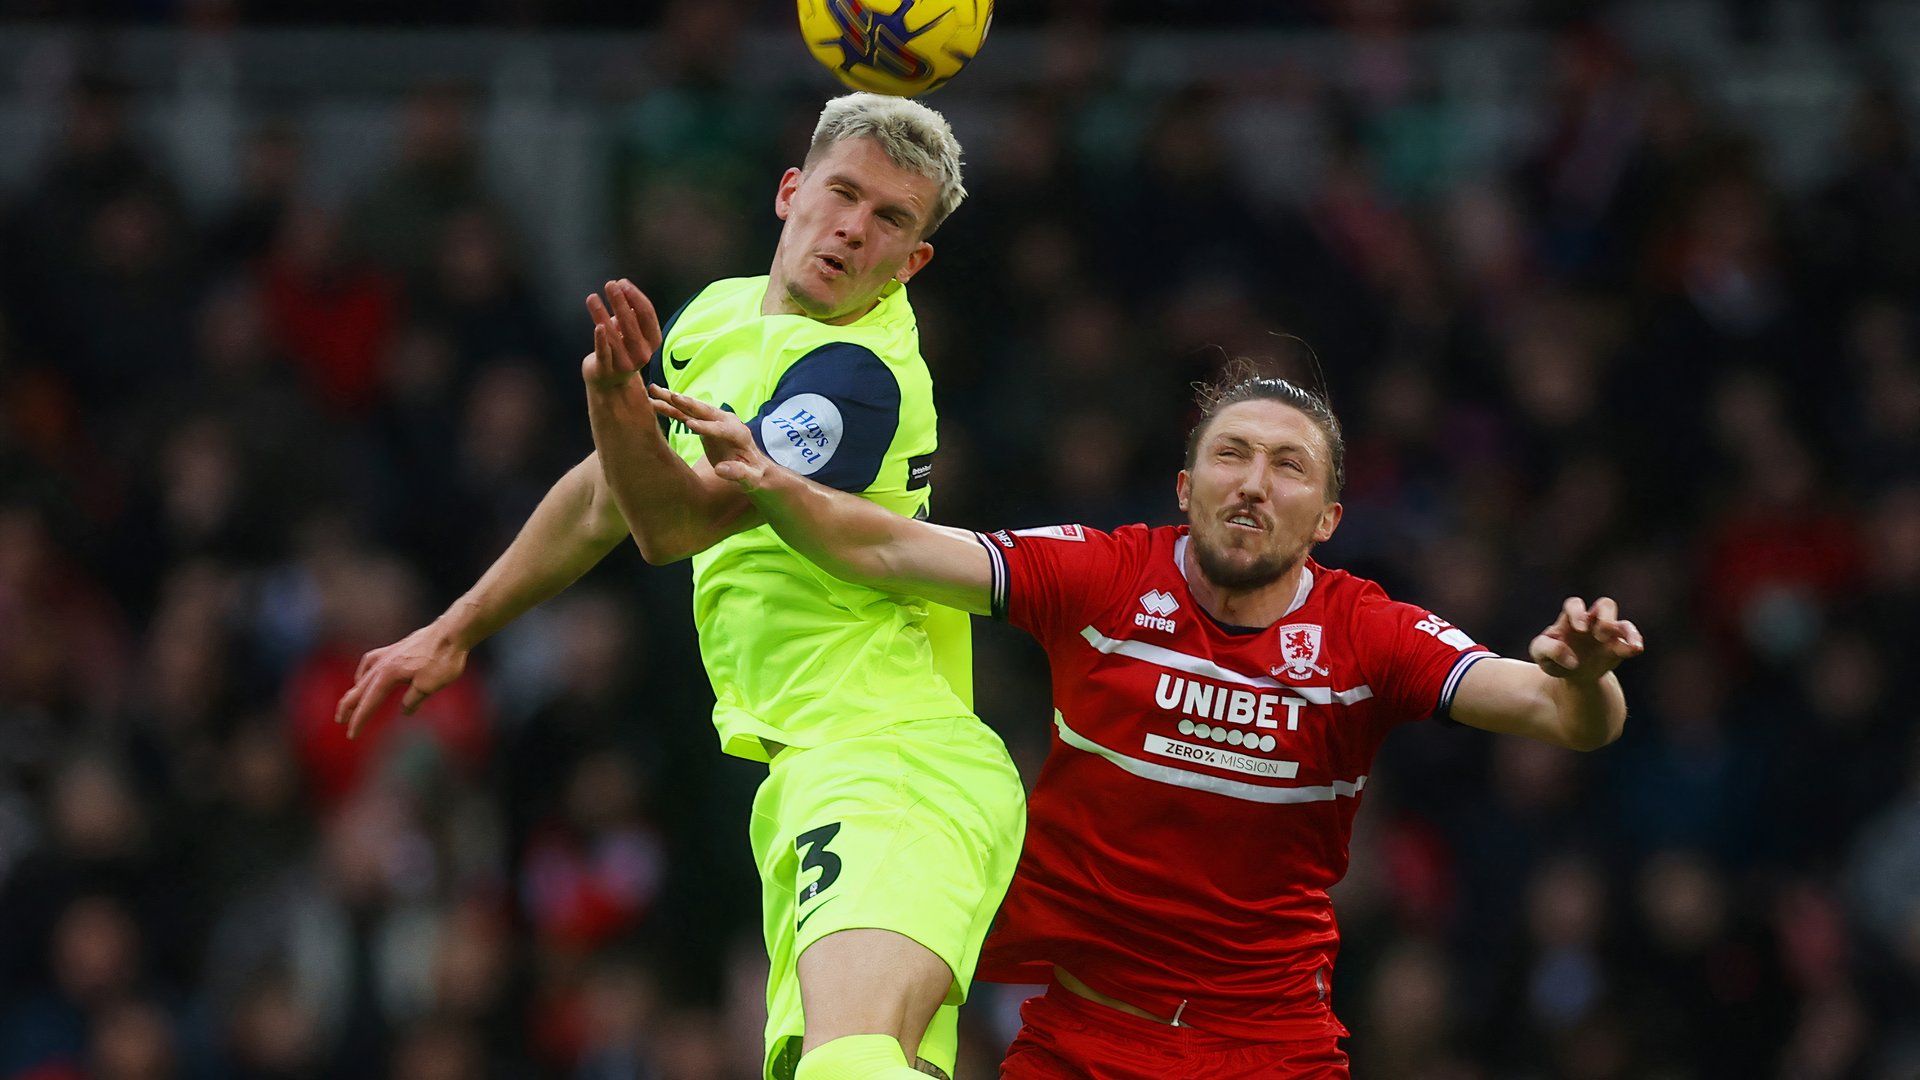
[1313,501,1343,543]
[774,166,804,221]
[1176,470,1192,513]
[897,241,934,283]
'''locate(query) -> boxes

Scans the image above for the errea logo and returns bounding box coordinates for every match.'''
[1135,589,1179,632]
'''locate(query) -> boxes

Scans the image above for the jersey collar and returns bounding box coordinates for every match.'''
[1284,564,1315,617]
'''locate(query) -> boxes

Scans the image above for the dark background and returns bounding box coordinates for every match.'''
[1,0,1917,1076]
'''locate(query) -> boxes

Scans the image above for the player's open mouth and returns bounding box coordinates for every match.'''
[816,254,847,276]
[1226,513,1265,533]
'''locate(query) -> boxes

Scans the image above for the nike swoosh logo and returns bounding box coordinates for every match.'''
[668,352,691,370]
[795,897,837,935]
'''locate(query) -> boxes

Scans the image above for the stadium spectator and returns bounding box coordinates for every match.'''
[1,11,1915,1074]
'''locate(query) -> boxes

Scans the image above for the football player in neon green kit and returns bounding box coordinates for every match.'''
[334,94,1023,1080]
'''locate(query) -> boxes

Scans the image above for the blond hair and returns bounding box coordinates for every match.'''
[807,92,966,234]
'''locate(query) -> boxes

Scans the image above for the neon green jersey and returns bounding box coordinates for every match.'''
[649,275,974,762]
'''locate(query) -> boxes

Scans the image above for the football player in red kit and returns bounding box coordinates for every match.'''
[646,364,1644,1078]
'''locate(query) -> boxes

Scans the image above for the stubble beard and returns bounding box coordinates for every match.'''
[1192,526,1308,592]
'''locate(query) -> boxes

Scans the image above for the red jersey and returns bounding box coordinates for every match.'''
[974,523,1492,1040]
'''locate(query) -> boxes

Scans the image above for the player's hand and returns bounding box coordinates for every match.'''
[582,278,662,392]
[1528,596,1644,682]
[646,386,772,491]
[333,622,470,739]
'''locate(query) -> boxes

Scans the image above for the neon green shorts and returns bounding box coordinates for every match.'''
[752,715,1027,1080]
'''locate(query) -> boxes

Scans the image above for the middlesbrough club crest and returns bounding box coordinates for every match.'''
[1271,623,1329,680]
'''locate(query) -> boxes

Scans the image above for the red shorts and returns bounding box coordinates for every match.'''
[1000,981,1350,1079]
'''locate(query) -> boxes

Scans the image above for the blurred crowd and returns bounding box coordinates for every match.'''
[3,5,1919,1079]
[0,0,1885,37]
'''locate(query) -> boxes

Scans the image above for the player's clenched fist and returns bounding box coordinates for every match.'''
[333,622,470,739]
[1528,596,1645,681]
[647,386,773,491]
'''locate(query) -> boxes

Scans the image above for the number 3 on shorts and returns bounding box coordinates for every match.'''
[795,822,843,905]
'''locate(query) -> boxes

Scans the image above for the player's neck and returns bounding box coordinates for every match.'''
[1183,546,1310,630]
[760,275,879,325]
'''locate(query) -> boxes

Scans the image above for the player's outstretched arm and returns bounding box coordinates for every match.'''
[582,279,764,564]
[334,452,631,738]
[649,385,994,616]
[1450,597,1645,751]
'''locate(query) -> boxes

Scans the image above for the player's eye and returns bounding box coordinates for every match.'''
[1281,460,1304,473]
[831,185,854,201]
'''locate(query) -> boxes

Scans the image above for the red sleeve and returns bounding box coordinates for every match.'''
[1348,587,1496,727]
[972,524,1133,642]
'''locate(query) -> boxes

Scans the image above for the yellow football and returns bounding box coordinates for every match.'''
[796,0,993,97]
